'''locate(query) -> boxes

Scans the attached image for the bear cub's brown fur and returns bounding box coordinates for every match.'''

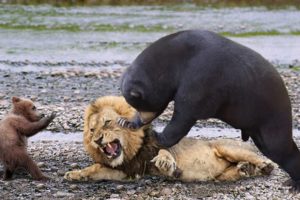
[0,97,55,181]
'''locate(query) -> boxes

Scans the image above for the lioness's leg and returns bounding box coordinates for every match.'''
[64,163,126,181]
[216,161,256,181]
[216,166,241,181]
[214,143,274,175]
[151,149,178,177]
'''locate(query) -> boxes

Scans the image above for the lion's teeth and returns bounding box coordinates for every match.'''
[107,143,112,148]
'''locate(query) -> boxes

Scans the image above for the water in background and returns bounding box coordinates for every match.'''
[0,4,299,72]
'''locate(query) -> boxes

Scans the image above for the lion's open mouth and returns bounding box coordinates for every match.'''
[101,139,121,159]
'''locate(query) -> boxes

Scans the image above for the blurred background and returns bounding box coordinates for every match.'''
[0,0,299,71]
[1,0,300,7]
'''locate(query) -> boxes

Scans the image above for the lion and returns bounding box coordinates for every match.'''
[64,96,274,182]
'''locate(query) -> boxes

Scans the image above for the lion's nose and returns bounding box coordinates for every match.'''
[94,136,103,146]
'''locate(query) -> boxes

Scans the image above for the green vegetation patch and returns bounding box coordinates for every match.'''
[2,0,300,9]
[0,22,175,32]
[291,66,300,71]
[0,23,82,31]
[221,31,300,37]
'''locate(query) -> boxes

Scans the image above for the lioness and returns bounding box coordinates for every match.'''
[64,96,273,182]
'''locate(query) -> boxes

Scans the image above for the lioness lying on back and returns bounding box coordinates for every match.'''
[64,96,274,182]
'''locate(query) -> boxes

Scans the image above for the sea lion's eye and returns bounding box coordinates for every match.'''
[32,106,36,111]
[103,120,112,128]
[130,90,141,99]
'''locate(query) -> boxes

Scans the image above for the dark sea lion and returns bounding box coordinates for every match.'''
[119,30,300,191]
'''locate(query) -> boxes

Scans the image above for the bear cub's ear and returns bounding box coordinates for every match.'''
[12,96,21,103]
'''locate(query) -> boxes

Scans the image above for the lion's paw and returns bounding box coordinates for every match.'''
[151,149,176,177]
[257,161,274,175]
[237,161,256,177]
[64,170,89,181]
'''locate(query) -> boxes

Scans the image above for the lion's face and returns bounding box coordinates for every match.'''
[86,107,145,168]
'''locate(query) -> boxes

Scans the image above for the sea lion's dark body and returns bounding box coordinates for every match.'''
[120,30,300,190]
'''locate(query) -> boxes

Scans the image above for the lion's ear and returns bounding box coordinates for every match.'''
[90,101,98,110]
[89,101,103,115]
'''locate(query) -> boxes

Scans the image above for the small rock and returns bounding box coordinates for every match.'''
[57,170,65,176]
[110,193,119,198]
[53,191,74,198]
[127,189,136,195]
[160,187,172,196]
[36,183,45,189]
[149,190,160,197]
[144,179,152,185]
[116,185,124,190]
[41,89,47,93]
[70,184,78,190]
[70,163,79,168]
[37,162,45,168]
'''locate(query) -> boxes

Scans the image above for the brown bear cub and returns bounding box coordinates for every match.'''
[0,97,55,181]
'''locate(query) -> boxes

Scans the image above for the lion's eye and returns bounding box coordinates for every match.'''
[32,106,36,111]
[90,128,95,133]
[103,120,112,128]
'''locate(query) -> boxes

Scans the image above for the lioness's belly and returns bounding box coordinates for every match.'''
[170,138,231,181]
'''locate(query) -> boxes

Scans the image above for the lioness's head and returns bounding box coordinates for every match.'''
[84,96,146,168]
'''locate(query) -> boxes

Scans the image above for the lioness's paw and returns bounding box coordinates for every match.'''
[64,170,89,181]
[151,149,176,177]
[237,161,255,177]
[257,161,274,175]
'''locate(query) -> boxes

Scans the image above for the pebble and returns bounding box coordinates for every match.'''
[70,163,79,168]
[110,194,120,198]
[57,170,66,176]
[37,162,45,168]
[160,187,172,196]
[36,183,45,189]
[53,191,75,198]
[116,185,124,190]
[40,89,47,93]
[127,189,136,195]
[70,184,78,190]
[149,190,160,197]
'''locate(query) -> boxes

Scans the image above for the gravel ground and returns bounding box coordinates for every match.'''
[0,67,299,132]
[0,139,299,200]
[0,66,300,199]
